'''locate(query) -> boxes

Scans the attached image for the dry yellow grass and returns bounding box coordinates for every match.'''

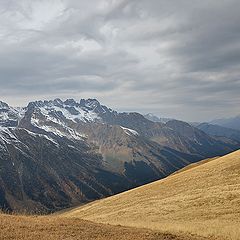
[63,150,240,240]
[171,157,219,175]
[0,213,206,240]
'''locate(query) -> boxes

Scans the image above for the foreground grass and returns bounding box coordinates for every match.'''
[0,213,207,240]
[63,150,240,240]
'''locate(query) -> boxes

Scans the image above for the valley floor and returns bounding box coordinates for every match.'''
[0,214,208,240]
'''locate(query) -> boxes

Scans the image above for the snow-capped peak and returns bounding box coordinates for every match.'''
[24,99,103,140]
[64,98,77,106]
[28,99,101,124]
[0,98,116,140]
[80,98,114,114]
[0,101,24,127]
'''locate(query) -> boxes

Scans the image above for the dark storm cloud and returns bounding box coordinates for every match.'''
[0,0,239,121]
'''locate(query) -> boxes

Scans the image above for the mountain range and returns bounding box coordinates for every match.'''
[144,113,240,143]
[197,122,240,143]
[210,115,240,131]
[0,98,239,213]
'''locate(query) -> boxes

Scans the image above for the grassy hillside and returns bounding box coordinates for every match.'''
[0,213,206,240]
[64,150,240,240]
[170,156,219,175]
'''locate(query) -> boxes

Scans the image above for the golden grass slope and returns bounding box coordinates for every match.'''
[0,213,207,240]
[170,157,219,176]
[64,150,240,240]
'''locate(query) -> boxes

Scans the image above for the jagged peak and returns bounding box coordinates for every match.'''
[0,101,10,110]
[79,98,114,114]
[64,98,78,106]
[27,100,44,108]
[80,98,100,108]
[25,98,115,117]
[53,98,63,105]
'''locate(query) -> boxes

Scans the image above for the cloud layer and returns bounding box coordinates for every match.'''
[0,0,239,121]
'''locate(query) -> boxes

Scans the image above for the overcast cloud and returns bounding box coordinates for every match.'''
[0,0,239,121]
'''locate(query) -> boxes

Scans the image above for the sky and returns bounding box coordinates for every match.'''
[0,0,239,121]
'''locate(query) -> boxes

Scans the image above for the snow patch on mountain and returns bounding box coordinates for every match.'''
[23,128,59,147]
[120,126,139,136]
[31,117,85,141]
[0,127,21,145]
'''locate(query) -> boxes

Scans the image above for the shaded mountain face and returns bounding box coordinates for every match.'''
[0,98,239,212]
[210,115,240,131]
[0,127,133,213]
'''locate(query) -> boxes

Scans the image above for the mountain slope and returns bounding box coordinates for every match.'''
[0,125,203,212]
[151,120,239,159]
[0,127,133,212]
[99,109,238,157]
[64,150,240,240]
